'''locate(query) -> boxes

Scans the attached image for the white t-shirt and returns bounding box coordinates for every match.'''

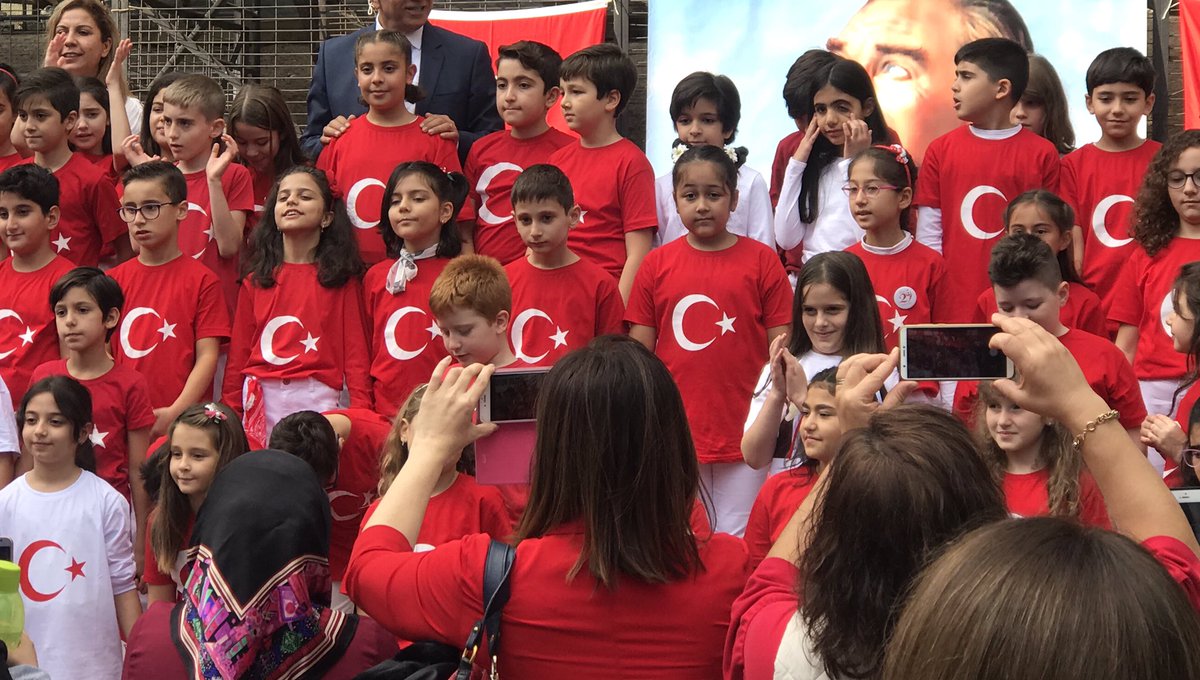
[774,157,858,262]
[654,163,775,249]
[0,376,18,456]
[124,95,143,137]
[0,471,135,680]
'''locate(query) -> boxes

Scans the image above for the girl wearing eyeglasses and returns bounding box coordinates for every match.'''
[1111,131,1200,465]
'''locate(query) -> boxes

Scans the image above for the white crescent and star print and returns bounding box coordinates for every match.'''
[671,294,736,351]
[510,308,569,364]
[383,306,441,361]
[260,316,319,366]
[0,309,36,360]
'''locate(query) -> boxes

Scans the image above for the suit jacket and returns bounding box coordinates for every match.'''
[303,23,503,162]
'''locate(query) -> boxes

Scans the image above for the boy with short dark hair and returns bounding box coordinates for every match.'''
[1061,47,1160,334]
[548,44,657,302]
[429,254,517,368]
[954,234,1145,446]
[30,267,154,573]
[109,161,230,438]
[159,74,255,313]
[0,165,75,401]
[504,164,624,367]
[14,67,127,267]
[915,37,1060,322]
[465,41,573,265]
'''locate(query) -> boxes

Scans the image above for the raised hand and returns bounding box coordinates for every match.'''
[207,134,238,180]
[792,117,821,164]
[842,117,872,158]
[321,115,353,145]
[43,32,67,69]
[121,134,158,166]
[1141,414,1187,463]
[106,38,133,88]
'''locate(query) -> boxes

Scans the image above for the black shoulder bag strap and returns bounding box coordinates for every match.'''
[456,539,516,680]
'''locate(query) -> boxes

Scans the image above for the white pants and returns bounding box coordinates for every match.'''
[245,376,340,440]
[1140,378,1181,473]
[698,462,768,537]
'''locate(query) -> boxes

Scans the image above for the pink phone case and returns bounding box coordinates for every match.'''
[474,420,537,485]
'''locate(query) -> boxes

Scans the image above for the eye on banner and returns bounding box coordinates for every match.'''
[430,0,609,136]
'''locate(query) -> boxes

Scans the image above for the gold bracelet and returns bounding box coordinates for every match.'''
[1072,409,1120,451]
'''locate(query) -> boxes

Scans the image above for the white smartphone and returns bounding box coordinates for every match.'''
[478,367,550,423]
[899,324,1014,381]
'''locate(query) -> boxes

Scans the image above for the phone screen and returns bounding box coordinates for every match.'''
[486,371,546,423]
[902,325,1009,380]
[0,538,11,563]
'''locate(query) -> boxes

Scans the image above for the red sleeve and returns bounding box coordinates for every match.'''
[1058,154,1081,225]
[1107,350,1149,430]
[341,279,373,409]
[618,151,658,233]
[315,138,340,196]
[929,258,952,323]
[142,515,171,587]
[1076,293,1108,337]
[1042,151,1061,195]
[126,373,156,431]
[742,493,774,572]
[345,524,487,643]
[221,281,256,413]
[759,249,793,328]
[953,380,980,427]
[594,274,626,336]
[195,270,232,340]
[1107,258,1142,326]
[1142,535,1200,612]
[224,165,257,215]
[479,488,515,542]
[623,251,658,328]
[724,557,799,680]
[1078,473,1112,529]
[93,174,127,244]
[914,138,941,208]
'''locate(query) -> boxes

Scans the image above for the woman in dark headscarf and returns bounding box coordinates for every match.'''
[122,450,394,680]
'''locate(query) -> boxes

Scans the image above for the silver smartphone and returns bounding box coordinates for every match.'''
[899,324,1015,381]
[478,367,550,423]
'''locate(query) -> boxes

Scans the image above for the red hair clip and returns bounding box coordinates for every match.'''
[203,403,227,422]
[873,144,912,186]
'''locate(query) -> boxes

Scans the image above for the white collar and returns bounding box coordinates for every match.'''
[968,124,1022,140]
[372,20,425,49]
[859,232,914,255]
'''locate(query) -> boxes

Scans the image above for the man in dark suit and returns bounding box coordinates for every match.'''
[302,0,503,161]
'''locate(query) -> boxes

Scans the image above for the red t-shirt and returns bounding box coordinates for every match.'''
[548,139,657,279]
[0,255,74,400]
[141,511,193,592]
[109,256,231,409]
[465,128,573,264]
[21,154,125,267]
[1003,467,1110,528]
[325,408,392,582]
[247,164,275,225]
[769,130,805,208]
[316,116,469,266]
[974,281,1107,338]
[626,237,792,463]
[1109,237,1200,380]
[220,263,371,413]
[179,164,256,314]
[504,257,625,367]
[845,238,948,350]
[743,465,818,570]
[914,127,1060,321]
[0,152,22,172]
[30,360,154,499]
[79,151,117,184]
[1060,141,1161,319]
[363,256,451,418]
[361,473,513,552]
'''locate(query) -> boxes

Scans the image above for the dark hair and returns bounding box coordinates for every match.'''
[672,144,738,194]
[791,251,884,357]
[268,410,339,487]
[1022,54,1074,155]
[518,336,702,587]
[50,266,123,341]
[1172,262,1200,424]
[669,71,741,144]
[19,375,96,472]
[246,166,364,288]
[799,56,891,225]
[511,163,574,213]
[882,518,1200,680]
[1132,130,1200,257]
[1186,396,1200,487]
[1004,190,1082,283]
[0,62,18,111]
[801,405,1008,679]
[559,43,637,117]
[139,72,184,157]
[497,40,563,94]
[379,161,467,260]
[354,31,424,105]
[73,75,112,154]
[1086,46,1155,96]
[849,145,919,231]
[139,438,170,504]
[0,164,59,214]
[15,67,79,120]
[988,232,1062,290]
[782,50,838,122]
[228,84,308,177]
[122,160,187,204]
[954,37,1029,103]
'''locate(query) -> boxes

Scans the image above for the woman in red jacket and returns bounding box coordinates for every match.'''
[346,336,751,679]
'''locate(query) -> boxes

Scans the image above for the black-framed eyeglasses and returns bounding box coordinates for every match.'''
[1182,448,1200,469]
[1166,170,1200,189]
[117,202,174,222]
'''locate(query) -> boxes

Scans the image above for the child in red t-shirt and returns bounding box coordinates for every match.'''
[973,190,1105,336]
[505,164,624,368]
[549,44,656,301]
[220,167,370,447]
[364,162,466,418]
[228,84,308,224]
[316,30,471,266]
[466,41,572,264]
[976,381,1110,527]
[29,267,154,576]
[145,402,247,604]
[844,145,947,351]
[69,78,116,182]
[743,367,839,569]
[628,146,792,536]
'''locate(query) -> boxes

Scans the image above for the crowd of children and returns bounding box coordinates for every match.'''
[2,5,1200,678]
